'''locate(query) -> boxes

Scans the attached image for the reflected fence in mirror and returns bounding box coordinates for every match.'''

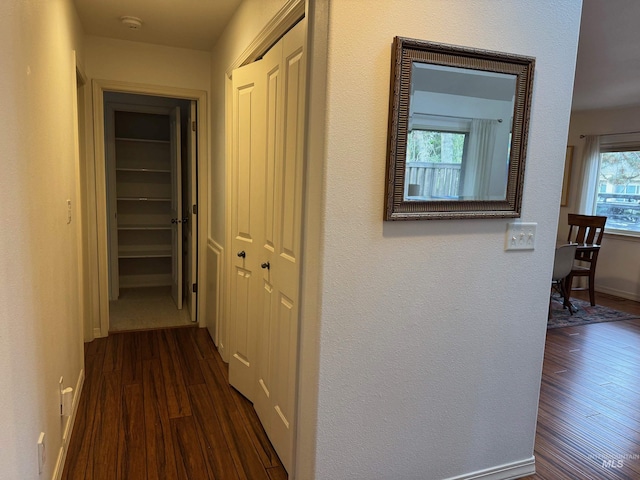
[384,37,535,220]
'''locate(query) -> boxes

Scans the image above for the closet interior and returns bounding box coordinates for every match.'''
[104,92,197,331]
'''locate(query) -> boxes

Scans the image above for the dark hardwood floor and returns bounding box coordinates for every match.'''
[62,326,286,480]
[522,291,640,479]
[63,291,640,480]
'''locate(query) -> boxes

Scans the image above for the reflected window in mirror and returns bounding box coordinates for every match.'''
[407,64,517,202]
[406,128,467,200]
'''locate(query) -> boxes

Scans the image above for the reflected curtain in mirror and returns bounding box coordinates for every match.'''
[466,119,499,200]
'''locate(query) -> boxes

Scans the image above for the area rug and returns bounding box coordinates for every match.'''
[548,296,640,329]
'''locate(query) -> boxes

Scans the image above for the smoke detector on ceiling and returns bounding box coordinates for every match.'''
[120,16,143,30]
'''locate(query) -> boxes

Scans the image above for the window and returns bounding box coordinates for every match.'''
[405,130,468,198]
[594,148,640,234]
[407,130,466,164]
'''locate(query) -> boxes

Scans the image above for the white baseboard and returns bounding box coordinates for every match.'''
[444,456,535,480]
[52,368,85,480]
[596,285,640,302]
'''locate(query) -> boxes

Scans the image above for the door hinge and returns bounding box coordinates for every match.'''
[192,204,197,215]
[192,283,197,293]
[192,121,196,132]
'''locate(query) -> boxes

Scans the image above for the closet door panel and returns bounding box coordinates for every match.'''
[267,20,306,472]
[229,58,267,402]
[263,59,281,254]
[254,35,283,437]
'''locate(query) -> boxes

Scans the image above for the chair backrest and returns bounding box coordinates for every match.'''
[552,244,577,281]
[567,213,607,245]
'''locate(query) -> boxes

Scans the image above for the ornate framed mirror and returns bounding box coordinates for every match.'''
[384,37,535,220]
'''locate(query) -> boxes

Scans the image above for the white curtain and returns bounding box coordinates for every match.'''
[463,119,498,199]
[578,135,601,214]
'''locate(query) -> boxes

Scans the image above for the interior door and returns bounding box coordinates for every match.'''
[170,106,183,309]
[252,35,283,452]
[104,104,119,300]
[252,20,306,473]
[228,58,267,401]
[186,101,197,322]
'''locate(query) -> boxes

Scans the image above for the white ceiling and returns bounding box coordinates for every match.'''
[572,0,640,111]
[74,0,638,112]
[73,0,243,51]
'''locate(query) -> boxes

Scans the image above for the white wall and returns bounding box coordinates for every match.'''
[0,0,85,477]
[562,106,640,300]
[85,36,211,91]
[300,1,582,478]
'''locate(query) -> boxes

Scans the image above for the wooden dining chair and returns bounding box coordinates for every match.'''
[564,213,607,306]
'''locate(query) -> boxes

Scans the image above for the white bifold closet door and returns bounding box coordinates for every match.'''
[228,19,306,473]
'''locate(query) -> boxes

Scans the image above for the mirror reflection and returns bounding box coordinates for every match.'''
[405,63,516,202]
[384,37,535,220]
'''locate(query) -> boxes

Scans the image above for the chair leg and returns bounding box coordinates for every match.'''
[564,274,574,307]
[558,282,574,315]
[588,270,596,306]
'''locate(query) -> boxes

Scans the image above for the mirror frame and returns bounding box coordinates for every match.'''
[384,37,535,220]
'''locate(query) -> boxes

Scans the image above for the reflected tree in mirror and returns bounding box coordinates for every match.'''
[406,130,466,198]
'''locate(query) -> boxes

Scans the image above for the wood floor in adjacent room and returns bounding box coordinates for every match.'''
[62,326,286,480]
[522,291,640,480]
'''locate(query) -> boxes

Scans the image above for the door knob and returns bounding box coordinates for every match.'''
[261,262,270,270]
[182,217,188,224]
[237,251,246,258]
[171,218,177,224]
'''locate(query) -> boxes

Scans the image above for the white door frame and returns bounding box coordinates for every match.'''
[73,51,93,344]
[92,80,209,337]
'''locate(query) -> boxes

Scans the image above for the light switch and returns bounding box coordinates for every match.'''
[505,222,537,250]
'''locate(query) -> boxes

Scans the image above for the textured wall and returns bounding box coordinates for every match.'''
[306,0,582,478]
[85,36,211,91]
[0,0,85,477]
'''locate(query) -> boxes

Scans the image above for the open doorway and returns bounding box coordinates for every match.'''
[103,92,197,332]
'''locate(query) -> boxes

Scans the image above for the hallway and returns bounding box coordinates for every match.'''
[62,327,286,479]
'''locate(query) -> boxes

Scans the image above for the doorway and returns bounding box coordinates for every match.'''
[90,83,208,338]
[103,92,196,332]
